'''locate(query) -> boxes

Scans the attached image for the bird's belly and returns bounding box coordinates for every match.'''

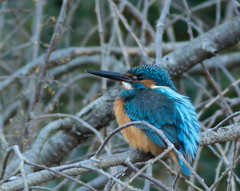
[114,97,164,156]
[122,125,165,156]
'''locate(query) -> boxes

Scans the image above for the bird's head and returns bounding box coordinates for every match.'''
[86,64,176,90]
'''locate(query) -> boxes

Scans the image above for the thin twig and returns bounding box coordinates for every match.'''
[25,161,97,191]
[31,0,43,60]
[95,0,107,92]
[172,169,181,190]
[43,74,96,113]
[112,5,130,69]
[29,0,70,112]
[208,145,229,167]
[34,113,111,155]
[201,62,233,115]
[143,165,152,191]
[182,0,194,40]
[156,0,172,65]
[210,155,240,190]
[197,78,240,118]
[108,0,152,64]
[159,160,203,191]
[126,160,171,191]
[227,140,238,191]
[29,186,55,191]
[183,73,213,100]
[140,0,148,46]
[80,16,112,46]
[213,111,240,131]
[0,146,28,190]
[0,13,33,50]
[78,165,141,191]
[0,42,32,60]
[187,147,203,191]
[231,0,240,18]
[0,102,8,149]
[1,148,13,180]
[212,142,229,191]
[215,0,221,26]
[120,147,174,191]
[216,57,240,97]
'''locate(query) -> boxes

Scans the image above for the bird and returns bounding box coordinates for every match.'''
[86,64,201,175]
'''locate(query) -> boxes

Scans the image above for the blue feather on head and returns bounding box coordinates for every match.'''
[127,64,176,90]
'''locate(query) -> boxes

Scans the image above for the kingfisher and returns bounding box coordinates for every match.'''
[86,64,201,175]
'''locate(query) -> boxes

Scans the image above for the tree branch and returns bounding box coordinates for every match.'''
[1,17,240,92]
[5,89,120,176]
[1,123,240,191]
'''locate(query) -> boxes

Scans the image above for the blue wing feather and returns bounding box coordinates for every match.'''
[144,131,166,147]
[142,124,177,147]
[122,89,180,145]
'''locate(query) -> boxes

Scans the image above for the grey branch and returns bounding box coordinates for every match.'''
[0,45,181,94]
[1,123,240,191]
[1,17,240,93]
[1,14,240,93]
[5,89,120,176]
[188,52,240,75]
[162,16,240,79]
[199,123,240,147]
[75,176,108,191]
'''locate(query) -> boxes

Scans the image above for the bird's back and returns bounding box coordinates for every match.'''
[86,64,201,175]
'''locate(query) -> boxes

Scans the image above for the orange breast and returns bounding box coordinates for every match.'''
[114,97,164,156]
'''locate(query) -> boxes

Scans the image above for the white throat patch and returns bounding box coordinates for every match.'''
[151,85,170,89]
[122,82,132,90]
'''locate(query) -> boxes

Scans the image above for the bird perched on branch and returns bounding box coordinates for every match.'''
[86,64,201,175]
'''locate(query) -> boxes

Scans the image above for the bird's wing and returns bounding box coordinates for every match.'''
[123,88,200,175]
[123,88,180,149]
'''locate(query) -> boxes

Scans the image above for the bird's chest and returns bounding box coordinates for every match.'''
[114,97,162,154]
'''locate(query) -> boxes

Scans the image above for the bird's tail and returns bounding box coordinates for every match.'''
[176,150,191,175]
[168,149,191,175]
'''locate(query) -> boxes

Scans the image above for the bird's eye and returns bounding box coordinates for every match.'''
[132,76,138,80]
[138,75,145,80]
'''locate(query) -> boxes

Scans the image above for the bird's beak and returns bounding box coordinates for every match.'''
[86,70,133,83]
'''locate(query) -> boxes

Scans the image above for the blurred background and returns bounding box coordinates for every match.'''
[0,0,240,190]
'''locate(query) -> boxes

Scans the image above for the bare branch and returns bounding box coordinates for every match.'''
[29,0,70,112]
[162,17,240,79]
[2,123,240,190]
[156,0,172,65]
